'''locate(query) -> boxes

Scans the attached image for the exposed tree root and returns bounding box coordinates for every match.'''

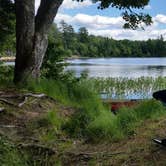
[0,93,54,108]
[0,98,18,107]
[18,97,28,107]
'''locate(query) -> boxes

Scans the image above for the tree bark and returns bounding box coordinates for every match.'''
[14,0,63,83]
[14,0,35,83]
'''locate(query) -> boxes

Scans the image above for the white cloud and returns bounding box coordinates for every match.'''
[54,13,166,41]
[35,0,41,12]
[55,13,72,22]
[155,14,166,24]
[35,0,92,11]
[144,5,152,10]
[88,29,166,41]
[73,14,124,29]
[55,13,124,29]
[61,0,92,9]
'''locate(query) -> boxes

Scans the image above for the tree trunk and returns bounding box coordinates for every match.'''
[14,0,63,84]
[14,0,35,83]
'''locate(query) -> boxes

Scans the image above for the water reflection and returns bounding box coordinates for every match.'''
[66,58,166,78]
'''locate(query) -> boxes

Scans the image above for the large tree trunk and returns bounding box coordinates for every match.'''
[14,0,35,83]
[14,0,63,84]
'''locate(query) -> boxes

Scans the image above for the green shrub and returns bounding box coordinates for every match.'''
[0,65,14,85]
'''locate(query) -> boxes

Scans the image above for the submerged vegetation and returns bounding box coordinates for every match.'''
[83,77,166,99]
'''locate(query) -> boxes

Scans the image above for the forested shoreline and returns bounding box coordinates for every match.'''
[1,21,166,58]
[45,21,166,58]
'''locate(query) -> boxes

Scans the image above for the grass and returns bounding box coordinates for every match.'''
[27,109,64,145]
[0,136,28,166]
[27,79,104,137]
[26,79,166,142]
[87,100,166,142]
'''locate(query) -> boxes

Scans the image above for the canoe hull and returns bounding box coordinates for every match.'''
[104,99,140,114]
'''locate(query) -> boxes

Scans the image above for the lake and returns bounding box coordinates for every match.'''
[66,57,166,78]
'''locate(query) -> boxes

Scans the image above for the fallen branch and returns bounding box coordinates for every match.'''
[0,125,19,128]
[0,92,56,107]
[24,93,46,98]
[18,96,28,107]
[0,98,18,107]
[0,93,46,98]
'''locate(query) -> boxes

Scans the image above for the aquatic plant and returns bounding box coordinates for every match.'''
[83,77,166,99]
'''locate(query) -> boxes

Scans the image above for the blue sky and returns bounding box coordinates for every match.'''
[36,0,166,40]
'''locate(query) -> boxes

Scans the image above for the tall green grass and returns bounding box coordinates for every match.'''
[27,79,104,137]
[87,99,166,142]
[27,79,166,142]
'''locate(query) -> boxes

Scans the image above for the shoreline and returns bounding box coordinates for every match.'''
[0,56,15,62]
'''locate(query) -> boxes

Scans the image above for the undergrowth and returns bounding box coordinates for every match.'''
[0,136,28,166]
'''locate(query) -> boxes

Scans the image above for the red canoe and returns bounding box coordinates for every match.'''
[103,99,141,114]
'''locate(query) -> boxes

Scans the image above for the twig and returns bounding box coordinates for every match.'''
[0,125,19,128]
[0,98,18,107]
[18,96,28,107]
[24,93,46,98]
[0,93,46,98]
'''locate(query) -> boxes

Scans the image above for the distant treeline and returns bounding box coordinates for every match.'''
[1,20,166,58]
[49,21,166,58]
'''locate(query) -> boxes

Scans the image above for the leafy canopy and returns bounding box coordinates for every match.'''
[0,0,15,53]
[0,0,15,43]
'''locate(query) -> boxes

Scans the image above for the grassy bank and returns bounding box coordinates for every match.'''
[1,86,166,165]
[1,72,166,164]
[27,79,166,142]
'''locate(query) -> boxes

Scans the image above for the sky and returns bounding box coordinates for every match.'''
[35,0,166,41]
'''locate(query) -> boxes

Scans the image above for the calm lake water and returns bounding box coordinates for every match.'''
[66,58,166,78]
